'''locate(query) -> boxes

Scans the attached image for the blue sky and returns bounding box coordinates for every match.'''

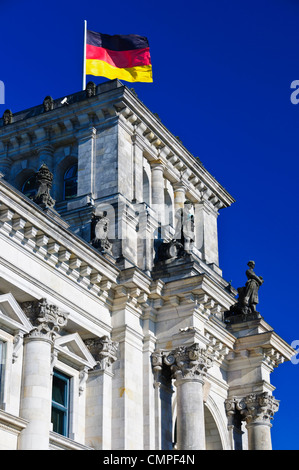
[1,0,299,450]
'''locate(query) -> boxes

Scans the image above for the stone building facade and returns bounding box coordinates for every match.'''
[0,79,294,450]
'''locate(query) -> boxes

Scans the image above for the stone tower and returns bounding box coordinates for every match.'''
[0,79,294,450]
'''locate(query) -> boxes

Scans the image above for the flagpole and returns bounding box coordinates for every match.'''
[82,20,87,90]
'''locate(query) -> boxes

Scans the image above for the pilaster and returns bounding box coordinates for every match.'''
[85,336,118,450]
[77,127,96,198]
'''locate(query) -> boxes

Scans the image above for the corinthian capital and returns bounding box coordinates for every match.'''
[226,392,279,426]
[85,335,118,371]
[22,298,68,342]
[155,343,213,382]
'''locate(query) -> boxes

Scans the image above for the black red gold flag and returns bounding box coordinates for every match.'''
[86,30,153,83]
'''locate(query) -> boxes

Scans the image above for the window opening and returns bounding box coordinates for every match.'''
[51,369,70,437]
[21,175,37,199]
[63,165,77,200]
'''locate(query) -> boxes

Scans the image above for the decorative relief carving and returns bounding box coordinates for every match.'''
[85,335,118,371]
[225,392,279,426]
[152,343,213,382]
[22,298,68,342]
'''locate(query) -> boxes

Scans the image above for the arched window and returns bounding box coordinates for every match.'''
[63,164,77,200]
[21,174,37,199]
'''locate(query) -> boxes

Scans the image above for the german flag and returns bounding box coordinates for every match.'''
[86,30,153,83]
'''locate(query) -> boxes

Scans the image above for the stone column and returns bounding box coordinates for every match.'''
[173,181,186,213]
[151,160,165,224]
[238,392,279,450]
[224,398,244,450]
[18,299,68,450]
[84,336,118,450]
[160,344,213,450]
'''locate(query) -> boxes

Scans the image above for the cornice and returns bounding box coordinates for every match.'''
[119,87,235,209]
[0,409,28,435]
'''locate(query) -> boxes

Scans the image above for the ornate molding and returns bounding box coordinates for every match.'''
[22,298,68,342]
[85,335,118,371]
[225,392,279,426]
[152,343,214,383]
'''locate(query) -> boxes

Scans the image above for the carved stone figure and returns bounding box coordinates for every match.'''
[243,261,264,311]
[157,200,195,263]
[225,261,264,320]
[43,95,54,112]
[86,81,96,98]
[33,163,55,208]
[91,210,112,255]
[2,109,12,125]
[174,200,195,253]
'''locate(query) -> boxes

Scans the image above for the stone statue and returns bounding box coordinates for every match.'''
[86,81,96,98]
[91,210,112,255]
[225,261,264,319]
[33,164,55,208]
[43,96,54,112]
[2,109,12,125]
[173,200,195,254]
[156,200,195,263]
[242,261,264,312]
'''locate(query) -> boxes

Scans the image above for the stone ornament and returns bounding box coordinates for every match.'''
[225,392,279,426]
[153,343,214,382]
[22,298,68,342]
[90,209,112,255]
[157,200,195,262]
[86,81,96,98]
[33,163,55,208]
[173,200,195,254]
[85,335,118,371]
[225,261,264,321]
[43,95,54,112]
[2,109,13,125]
